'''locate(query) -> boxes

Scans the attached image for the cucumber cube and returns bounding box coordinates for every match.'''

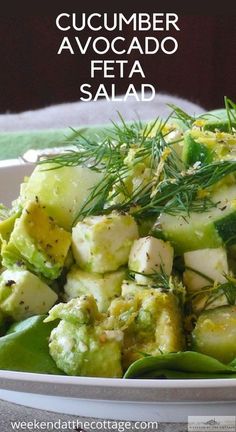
[192,306,236,363]
[157,184,236,254]
[21,164,102,230]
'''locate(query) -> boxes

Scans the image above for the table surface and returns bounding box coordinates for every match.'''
[0,399,185,432]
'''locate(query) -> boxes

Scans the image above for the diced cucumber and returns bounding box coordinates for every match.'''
[192,306,236,363]
[157,184,236,254]
[182,129,236,166]
[21,164,103,230]
[203,119,236,133]
[214,212,236,245]
[182,130,214,166]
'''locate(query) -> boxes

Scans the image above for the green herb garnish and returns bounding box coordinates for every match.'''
[224,96,236,133]
[39,103,236,223]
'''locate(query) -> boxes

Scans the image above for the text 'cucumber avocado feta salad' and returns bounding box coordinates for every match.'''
[1,97,236,379]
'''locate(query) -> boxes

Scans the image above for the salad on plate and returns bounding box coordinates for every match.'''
[0,98,236,379]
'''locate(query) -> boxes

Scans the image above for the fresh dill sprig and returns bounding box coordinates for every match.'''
[187,267,236,309]
[38,103,236,222]
[38,134,124,171]
[51,115,177,221]
[97,159,236,219]
[167,103,195,128]
[77,174,116,218]
[128,268,171,291]
[39,114,169,173]
[220,276,236,305]
[201,274,236,309]
[185,266,214,284]
[224,96,236,133]
[128,268,186,306]
[110,113,144,144]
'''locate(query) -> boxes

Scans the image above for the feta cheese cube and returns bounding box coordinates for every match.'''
[183,248,228,292]
[121,279,146,297]
[128,236,174,285]
[72,212,138,273]
[64,267,126,312]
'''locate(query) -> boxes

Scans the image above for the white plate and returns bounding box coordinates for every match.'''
[0,163,236,422]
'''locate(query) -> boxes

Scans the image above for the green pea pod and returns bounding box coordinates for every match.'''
[0,315,63,374]
[124,351,236,379]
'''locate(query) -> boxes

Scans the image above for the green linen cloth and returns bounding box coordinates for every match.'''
[0,109,227,160]
[0,126,108,160]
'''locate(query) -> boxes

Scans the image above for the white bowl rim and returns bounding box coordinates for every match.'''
[1,369,236,389]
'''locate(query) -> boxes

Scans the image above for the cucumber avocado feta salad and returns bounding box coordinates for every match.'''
[1,98,236,379]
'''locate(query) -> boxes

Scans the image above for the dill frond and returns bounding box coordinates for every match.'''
[38,101,236,222]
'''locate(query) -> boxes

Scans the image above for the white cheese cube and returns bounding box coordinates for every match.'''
[128,236,174,285]
[64,266,126,312]
[121,280,146,297]
[183,248,228,292]
[0,269,58,321]
[72,212,138,273]
[192,292,229,314]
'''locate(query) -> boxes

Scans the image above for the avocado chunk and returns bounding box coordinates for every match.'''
[108,287,185,370]
[0,209,20,242]
[48,321,123,377]
[21,164,103,230]
[192,306,236,363]
[0,268,58,321]
[45,295,100,325]
[72,212,139,273]
[0,207,21,265]
[0,315,62,374]
[64,266,126,312]
[45,296,123,377]
[2,201,71,279]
